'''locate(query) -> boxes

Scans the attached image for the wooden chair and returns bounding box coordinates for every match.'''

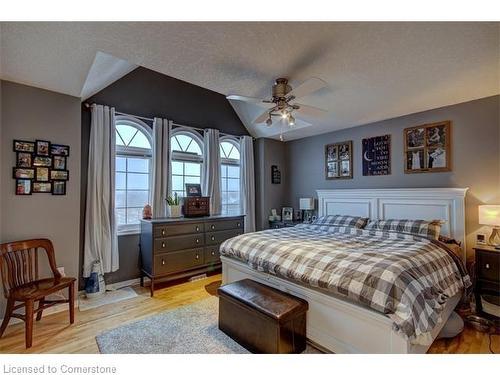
[0,238,76,348]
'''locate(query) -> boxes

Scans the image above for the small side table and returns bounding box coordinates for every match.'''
[269,220,302,229]
[473,245,500,318]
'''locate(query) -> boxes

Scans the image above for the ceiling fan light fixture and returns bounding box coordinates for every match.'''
[281,111,288,119]
[288,115,295,126]
[266,117,273,127]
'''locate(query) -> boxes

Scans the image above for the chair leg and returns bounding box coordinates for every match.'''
[25,299,34,349]
[36,298,45,321]
[69,281,75,324]
[0,298,15,338]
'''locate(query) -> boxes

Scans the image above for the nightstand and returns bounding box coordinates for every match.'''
[473,245,500,318]
[269,220,302,229]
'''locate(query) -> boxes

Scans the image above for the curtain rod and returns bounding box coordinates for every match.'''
[83,102,247,139]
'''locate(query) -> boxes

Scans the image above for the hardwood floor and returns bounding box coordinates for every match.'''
[0,273,497,354]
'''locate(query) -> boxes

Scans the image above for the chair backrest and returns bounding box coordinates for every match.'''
[0,238,61,298]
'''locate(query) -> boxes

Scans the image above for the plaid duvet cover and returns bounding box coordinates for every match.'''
[219,223,471,343]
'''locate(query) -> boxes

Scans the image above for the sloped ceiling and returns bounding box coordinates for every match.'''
[0,22,498,140]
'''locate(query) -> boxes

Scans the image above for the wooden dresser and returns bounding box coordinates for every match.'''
[140,215,244,296]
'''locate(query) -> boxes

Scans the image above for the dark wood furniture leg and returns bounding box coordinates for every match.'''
[69,281,75,324]
[25,299,34,349]
[36,298,45,321]
[140,275,144,287]
[150,279,155,297]
[0,298,14,337]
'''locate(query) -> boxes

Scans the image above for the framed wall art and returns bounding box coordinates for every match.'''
[325,141,353,179]
[11,138,70,196]
[404,121,451,173]
[362,134,391,176]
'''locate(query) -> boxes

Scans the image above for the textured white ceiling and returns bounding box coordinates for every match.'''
[1,22,498,140]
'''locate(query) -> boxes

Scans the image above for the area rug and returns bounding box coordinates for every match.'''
[79,287,141,312]
[96,297,322,354]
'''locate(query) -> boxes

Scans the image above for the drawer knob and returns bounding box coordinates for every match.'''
[211,251,215,256]
[211,224,215,229]
[211,236,215,241]
[196,239,200,244]
[162,242,166,248]
[485,263,490,269]
[237,222,241,227]
[196,226,200,232]
[161,229,165,235]
[162,260,165,265]
[195,255,199,260]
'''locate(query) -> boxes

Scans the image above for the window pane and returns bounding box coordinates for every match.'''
[229,147,240,160]
[226,205,241,216]
[186,140,202,155]
[173,190,185,198]
[221,165,227,178]
[127,173,149,190]
[185,162,200,176]
[227,165,239,178]
[128,158,149,173]
[185,176,201,184]
[176,134,192,152]
[172,161,183,175]
[116,124,138,146]
[227,178,239,191]
[116,208,127,226]
[228,191,239,204]
[116,172,126,190]
[116,157,126,172]
[126,208,142,224]
[172,175,184,191]
[127,190,149,207]
[115,190,126,208]
[129,131,151,149]
[221,142,232,159]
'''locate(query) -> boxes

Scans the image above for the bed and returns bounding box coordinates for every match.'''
[220,188,469,353]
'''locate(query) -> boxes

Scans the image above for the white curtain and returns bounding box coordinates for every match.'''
[202,128,222,215]
[240,136,256,232]
[83,104,119,277]
[151,118,171,218]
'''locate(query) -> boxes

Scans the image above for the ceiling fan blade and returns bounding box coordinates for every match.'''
[286,77,327,99]
[252,108,271,124]
[226,95,268,104]
[295,103,328,118]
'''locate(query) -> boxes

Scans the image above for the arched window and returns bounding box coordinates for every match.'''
[171,129,204,198]
[220,137,241,215]
[115,116,152,229]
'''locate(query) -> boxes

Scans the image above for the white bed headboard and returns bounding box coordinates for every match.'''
[316,188,468,257]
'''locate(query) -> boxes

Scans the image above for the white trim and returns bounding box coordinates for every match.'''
[106,277,142,290]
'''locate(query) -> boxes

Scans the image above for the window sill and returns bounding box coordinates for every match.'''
[117,225,141,236]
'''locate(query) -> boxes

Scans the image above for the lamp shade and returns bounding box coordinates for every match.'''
[479,205,500,226]
[299,198,314,210]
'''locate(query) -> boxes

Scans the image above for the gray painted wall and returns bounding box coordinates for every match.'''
[82,67,249,286]
[254,138,288,231]
[0,81,81,314]
[286,95,500,257]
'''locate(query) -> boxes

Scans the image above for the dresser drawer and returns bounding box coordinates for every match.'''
[205,219,243,232]
[204,246,220,263]
[153,222,203,238]
[477,250,500,282]
[205,229,243,245]
[154,233,205,252]
[154,249,204,275]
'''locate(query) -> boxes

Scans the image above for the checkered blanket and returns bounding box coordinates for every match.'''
[219,223,471,343]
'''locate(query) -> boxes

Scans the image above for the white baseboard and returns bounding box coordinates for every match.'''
[106,277,143,290]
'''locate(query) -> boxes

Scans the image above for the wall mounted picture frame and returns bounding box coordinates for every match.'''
[362,134,391,176]
[325,141,353,179]
[35,167,50,182]
[52,181,66,195]
[16,179,32,195]
[13,140,35,153]
[271,165,281,184]
[53,155,66,170]
[13,167,35,180]
[33,182,52,193]
[50,144,70,156]
[17,152,32,167]
[404,121,451,173]
[282,207,293,222]
[50,170,69,181]
[36,140,50,156]
[33,156,52,167]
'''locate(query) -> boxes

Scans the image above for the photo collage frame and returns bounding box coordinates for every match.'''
[13,139,70,195]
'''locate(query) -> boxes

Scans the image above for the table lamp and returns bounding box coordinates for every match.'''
[299,198,314,223]
[478,205,500,249]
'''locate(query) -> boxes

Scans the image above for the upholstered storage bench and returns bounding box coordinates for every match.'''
[218,279,308,354]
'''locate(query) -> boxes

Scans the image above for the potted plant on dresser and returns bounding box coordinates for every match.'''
[166,193,182,218]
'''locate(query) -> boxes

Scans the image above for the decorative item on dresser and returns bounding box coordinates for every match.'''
[478,205,500,249]
[299,197,314,223]
[140,215,244,296]
[473,245,500,319]
[183,197,210,217]
[269,220,302,229]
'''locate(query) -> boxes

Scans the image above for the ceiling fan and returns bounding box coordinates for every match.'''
[227,77,328,128]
